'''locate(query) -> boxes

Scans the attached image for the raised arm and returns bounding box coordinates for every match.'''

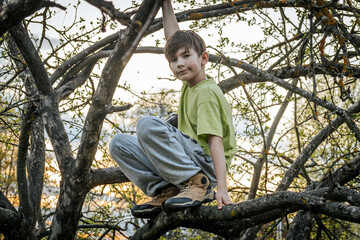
[162,0,180,40]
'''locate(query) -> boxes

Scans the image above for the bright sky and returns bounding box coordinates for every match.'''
[30,0,265,94]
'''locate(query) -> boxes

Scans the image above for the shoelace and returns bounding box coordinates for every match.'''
[152,193,166,202]
[179,182,194,194]
[150,189,175,203]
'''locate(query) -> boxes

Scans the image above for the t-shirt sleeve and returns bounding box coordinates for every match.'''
[196,101,223,138]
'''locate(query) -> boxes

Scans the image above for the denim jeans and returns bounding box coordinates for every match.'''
[109,116,217,197]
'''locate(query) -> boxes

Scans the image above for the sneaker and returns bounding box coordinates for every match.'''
[163,172,215,212]
[131,185,179,218]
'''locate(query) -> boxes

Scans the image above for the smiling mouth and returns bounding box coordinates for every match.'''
[178,70,188,75]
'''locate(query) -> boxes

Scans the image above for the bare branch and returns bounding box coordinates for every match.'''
[16,101,35,226]
[88,167,129,189]
[85,0,132,26]
[9,23,74,176]
[56,62,96,100]
[108,104,133,113]
[41,1,66,10]
[277,101,360,191]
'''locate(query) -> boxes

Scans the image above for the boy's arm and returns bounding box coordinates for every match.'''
[208,135,235,209]
[162,0,180,40]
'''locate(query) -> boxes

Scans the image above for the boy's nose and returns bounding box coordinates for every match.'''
[177,59,185,67]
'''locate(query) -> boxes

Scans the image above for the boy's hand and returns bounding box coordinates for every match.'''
[216,188,235,209]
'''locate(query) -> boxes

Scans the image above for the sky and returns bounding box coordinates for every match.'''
[23,0,298,169]
[28,0,266,95]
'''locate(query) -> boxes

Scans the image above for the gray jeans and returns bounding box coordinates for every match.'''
[109,116,217,197]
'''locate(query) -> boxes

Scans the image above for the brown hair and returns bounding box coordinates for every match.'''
[164,30,206,61]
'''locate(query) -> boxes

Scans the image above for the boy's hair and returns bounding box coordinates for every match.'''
[165,30,206,61]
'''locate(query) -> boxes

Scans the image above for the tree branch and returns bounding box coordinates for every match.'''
[47,2,163,239]
[88,167,129,189]
[131,190,360,239]
[27,109,45,229]
[0,0,44,36]
[16,100,35,227]
[85,0,132,26]
[286,152,360,239]
[335,109,360,142]
[247,78,298,200]
[56,62,96,100]
[277,101,360,191]
[75,0,162,175]
[9,23,74,176]
[41,1,66,10]
[0,207,21,236]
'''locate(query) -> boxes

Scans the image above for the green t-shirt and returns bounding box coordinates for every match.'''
[178,78,237,168]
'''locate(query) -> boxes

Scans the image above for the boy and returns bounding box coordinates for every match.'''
[109,0,237,218]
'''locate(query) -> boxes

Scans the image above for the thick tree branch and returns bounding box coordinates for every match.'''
[335,109,360,142]
[9,23,74,176]
[0,0,67,36]
[28,110,45,229]
[0,0,43,36]
[8,24,52,95]
[16,101,35,227]
[285,210,314,240]
[0,207,21,237]
[132,190,360,239]
[88,167,129,189]
[50,34,119,84]
[41,1,66,10]
[0,191,16,213]
[286,152,360,239]
[48,1,163,239]
[56,62,96,100]
[75,0,162,175]
[319,152,360,187]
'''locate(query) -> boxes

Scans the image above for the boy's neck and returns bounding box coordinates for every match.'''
[186,71,207,87]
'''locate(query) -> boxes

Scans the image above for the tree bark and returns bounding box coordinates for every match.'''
[0,0,44,36]
[131,189,360,239]
[49,0,162,239]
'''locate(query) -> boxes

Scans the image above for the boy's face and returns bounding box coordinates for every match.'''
[168,47,208,87]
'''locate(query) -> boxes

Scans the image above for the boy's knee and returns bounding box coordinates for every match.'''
[110,133,131,152]
[136,116,166,137]
[137,116,157,128]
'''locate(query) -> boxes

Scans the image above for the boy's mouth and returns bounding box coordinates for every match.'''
[178,69,188,75]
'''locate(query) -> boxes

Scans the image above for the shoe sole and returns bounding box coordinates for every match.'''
[163,190,216,212]
[131,206,162,218]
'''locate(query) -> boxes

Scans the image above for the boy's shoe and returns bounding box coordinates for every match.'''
[131,185,179,218]
[163,172,215,212]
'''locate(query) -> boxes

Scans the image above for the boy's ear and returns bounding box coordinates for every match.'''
[201,51,209,65]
